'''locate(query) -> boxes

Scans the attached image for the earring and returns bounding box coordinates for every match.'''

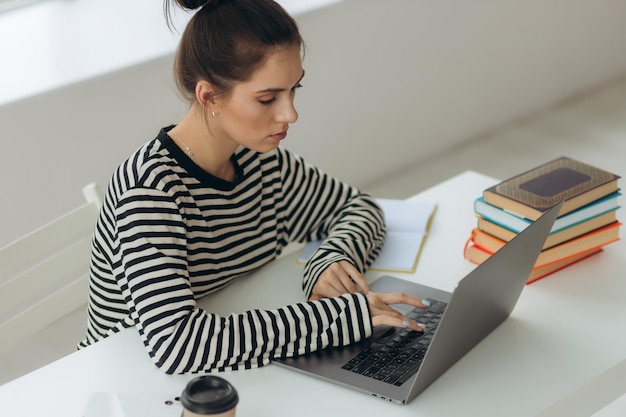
[211,111,216,119]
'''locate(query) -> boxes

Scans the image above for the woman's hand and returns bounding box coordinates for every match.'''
[308,260,370,301]
[367,291,429,331]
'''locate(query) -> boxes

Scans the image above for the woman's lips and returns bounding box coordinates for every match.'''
[271,130,287,140]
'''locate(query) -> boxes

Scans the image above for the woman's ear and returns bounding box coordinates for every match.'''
[195,80,217,108]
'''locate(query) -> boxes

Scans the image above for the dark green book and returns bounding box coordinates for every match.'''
[483,157,620,220]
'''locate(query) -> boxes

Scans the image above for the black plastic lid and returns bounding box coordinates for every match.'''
[181,376,239,414]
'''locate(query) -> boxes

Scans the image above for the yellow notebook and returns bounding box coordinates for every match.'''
[298,198,437,273]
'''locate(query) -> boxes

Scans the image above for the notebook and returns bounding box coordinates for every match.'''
[298,198,437,273]
[272,201,562,405]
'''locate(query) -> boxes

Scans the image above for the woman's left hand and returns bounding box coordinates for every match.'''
[308,260,370,301]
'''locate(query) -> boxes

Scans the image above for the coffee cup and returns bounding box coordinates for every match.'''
[180,376,239,417]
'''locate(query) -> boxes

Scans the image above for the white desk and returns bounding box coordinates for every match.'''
[1,171,624,417]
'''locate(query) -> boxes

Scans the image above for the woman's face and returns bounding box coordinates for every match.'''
[214,46,304,153]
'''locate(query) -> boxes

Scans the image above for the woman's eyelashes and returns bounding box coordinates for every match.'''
[259,97,277,106]
[259,84,303,106]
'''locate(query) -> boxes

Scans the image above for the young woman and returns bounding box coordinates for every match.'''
[79,0,427,374]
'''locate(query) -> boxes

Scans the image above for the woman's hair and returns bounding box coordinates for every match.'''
[164,0,304,103]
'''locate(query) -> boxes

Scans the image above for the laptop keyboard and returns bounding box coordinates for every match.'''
[341,298,447,386]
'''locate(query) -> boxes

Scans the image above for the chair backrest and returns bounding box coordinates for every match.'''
[0,183,102,356]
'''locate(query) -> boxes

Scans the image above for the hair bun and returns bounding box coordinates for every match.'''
[176,0,222,10]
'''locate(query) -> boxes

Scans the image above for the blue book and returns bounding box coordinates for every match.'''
[474,192,621,234]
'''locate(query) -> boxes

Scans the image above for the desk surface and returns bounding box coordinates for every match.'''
[1,171,624,417]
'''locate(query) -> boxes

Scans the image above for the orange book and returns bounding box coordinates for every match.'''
[476,210,618,249]
[465,244,603,284]
[467,221,621,268]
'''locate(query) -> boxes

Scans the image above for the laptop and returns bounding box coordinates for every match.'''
[273,201,563,404]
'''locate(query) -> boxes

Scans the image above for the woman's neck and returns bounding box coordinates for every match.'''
[169,110,238,182]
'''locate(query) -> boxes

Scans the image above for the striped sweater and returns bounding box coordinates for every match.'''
[78,126,386,374]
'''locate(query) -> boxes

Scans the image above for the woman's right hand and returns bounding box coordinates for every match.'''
[366,291,429,332]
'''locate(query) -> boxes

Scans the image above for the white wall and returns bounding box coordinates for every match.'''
[2,0,626,248]
[289,0,626,182]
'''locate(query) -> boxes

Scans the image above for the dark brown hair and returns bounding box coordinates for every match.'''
[164,0,304,103]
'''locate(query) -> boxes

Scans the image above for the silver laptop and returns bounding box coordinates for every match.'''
[273,201,563,404]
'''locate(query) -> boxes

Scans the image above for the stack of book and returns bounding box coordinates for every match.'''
[465,157,622,284]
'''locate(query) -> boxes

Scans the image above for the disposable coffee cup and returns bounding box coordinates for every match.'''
[180,376,239,417]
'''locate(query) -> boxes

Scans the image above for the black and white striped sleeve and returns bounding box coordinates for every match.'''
[113,187,373,374]
[276,148,386,297]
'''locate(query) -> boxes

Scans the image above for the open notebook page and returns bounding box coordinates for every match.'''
[298,198,437,273]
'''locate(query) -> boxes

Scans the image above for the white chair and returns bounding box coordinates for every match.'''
[0,183,102,356]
